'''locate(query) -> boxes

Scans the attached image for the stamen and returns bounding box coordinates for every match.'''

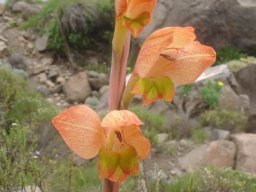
[115,131,122,142]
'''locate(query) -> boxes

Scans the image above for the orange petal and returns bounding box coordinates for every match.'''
[123,0,157,37]
[98,149,120,179]
[122,125,150,159]
[160,41,216,84]
[108,166,128,182]
[134,27,196,77]
[115,0,127,17]
[125,0,156,19]
[101,110,143,128]
[52,105,104,159]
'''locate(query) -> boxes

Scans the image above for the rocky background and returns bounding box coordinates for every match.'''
[1,0,256,191]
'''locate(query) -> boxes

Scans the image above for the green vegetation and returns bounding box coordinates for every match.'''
[166,167,256,192]
[130,106,164,146]
[200,108,247,132]
[180,84,193,98]
[5,0,43,7]
[200,80,223,109]
[0,123,41,191]
[0,66,56,191]
[191,128,208,143]
[22,0,114,52]
[0,67,58,128]
[216,47,248,65]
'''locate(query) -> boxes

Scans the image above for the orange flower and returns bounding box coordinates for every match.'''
[52,105,150,182]
[115,0,157,37]
[125,27,216,105]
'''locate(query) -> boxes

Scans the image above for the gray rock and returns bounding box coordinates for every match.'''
[210,129,230,141]
[12,2,42,18]
[47,65,60,81]
[219,85,241,111]
[244,114,256,133]
[231,133,256,174]
[156,133,169,143]
[31,64,47,75]
[50,84,62,94]
[8,53,28,70]
[139,0,256,53]
[0,41,7,57]
[99,85,109,96]
[85,96,100,109]
[234,64,256,114]
[179,140,236,172]
[196,64,231,83]
[36,85,49,96]
[63,71,92,103]
[37,73,47,83]
[149,100,169,114]
[35,35,48,52]
[88,71,108,91]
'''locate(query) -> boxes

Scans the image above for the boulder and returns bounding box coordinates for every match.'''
[234,64,256,114]
[139,0,256,53]
[87,71,108,91]
[179,140,236,172]
[156,133,169,144]
[8,53,29,70]
[12,2,42,18]
[35,35,48,52]
[63,71,91,103]
[231,133,256,174]
[0,41,7,57]
[219,86,242,112]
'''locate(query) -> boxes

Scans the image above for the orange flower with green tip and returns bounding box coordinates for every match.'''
[125,27,216,105]
[52,105,150,182]
[115,0,157,37]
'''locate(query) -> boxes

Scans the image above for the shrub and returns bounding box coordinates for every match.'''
[166,167,256,192]
[216,47,247,65]
[200,80,223,109]
[22,0,114,52]
[200,109,247,132]
[0,67,58,128]
[0,123,41,191]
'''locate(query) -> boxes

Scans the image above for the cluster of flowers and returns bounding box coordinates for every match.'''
[52,0,216,185]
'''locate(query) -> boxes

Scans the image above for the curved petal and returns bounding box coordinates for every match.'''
[115,0,127,17]
[108,166,128,182]
[122,125,150,159]
[98,149,120,180]
[125,0,156,19]
[161,41,216,84]
[134,27,196,77]
[52,105,104,159]
[119,146,139,175]
[101,110,143,128]
[123,0,157,37]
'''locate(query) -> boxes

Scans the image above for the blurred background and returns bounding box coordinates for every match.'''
[1,0,256,191]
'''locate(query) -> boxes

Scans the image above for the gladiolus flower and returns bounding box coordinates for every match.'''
[115,0,157,37]
[52,105,150,182]
[126,27,216,105]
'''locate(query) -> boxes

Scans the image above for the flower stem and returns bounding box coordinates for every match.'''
[103,179,119,192]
